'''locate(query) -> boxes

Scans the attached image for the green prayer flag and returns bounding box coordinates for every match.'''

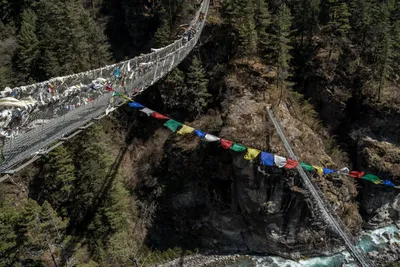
[164,119,182,132]
[230,143,246,152]
[300,162,313,171]
[113,92,120,97]
[362,174,382,184]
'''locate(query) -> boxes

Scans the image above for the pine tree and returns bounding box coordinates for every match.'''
[326,0,351,59]
[34,0,111,79]
[41,145,76,215]
[349,0,373,47]
[390,15,400,79]
[223,0,257,56]
[15,199,67,265]
[159,67,187,110]
[186,56,210,116]
[370,1,394,102]
[0,199,20,266]
[68,124,113,226]
[153,17,171,47]
[267,4,293,104]
[34,0,67,79]
[254,0,272,55]
[291,0,320,46]
[15,9,39,82]
[0,22,16,90]
[84,17,111,68]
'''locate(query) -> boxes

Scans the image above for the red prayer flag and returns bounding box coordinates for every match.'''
[152,112,169,120]
[349,171,365,178]
[285,158,299,169]
[106,85,113,91]
[220,139,233,149]
[88,98,93,102]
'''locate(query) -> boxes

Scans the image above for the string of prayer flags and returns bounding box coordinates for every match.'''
[261,152,274,166]
[274,155,287,168]
[194,129,206,138]
[285,159,299,169]
[221,139,233,149]
[164,119,182,132]
[204,134,220,142]
[300,162,313,171]
[361,174,382,184]
[129,102,145,109]
[152,112,169,120]
[244,148,260,161]
[120,98,399,189]
[177,125,195,135]
[140,107,155,116]
[231,143,246,152]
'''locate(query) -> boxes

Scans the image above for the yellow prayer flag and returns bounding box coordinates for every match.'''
[120,93,133,101]
[313,165,324,175]
[177,124,195,135]
[244,148,260,161]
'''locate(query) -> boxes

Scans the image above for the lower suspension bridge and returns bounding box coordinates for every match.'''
[0,1,375,266]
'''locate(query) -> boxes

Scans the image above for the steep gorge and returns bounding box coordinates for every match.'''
[1,0,400,266]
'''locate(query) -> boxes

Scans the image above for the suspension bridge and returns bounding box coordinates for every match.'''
[0,1,375,266]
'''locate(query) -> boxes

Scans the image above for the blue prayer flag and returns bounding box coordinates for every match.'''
[383,180,395,187]
[261,152,274,166]
[115,67,120,77]
[194,129,206,138]
[323,168,335,175]
[128,102,145,109]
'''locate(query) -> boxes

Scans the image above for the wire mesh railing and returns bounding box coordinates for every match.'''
[0,0,210,173]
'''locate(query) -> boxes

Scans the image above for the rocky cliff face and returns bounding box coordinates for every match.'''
[302,75,400,229]
[132,72,362,259]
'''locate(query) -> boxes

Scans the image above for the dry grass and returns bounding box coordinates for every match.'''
[206,8,223,26]
[360,137,400,181]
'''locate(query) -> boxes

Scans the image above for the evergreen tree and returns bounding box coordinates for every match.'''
[34,0,68,79]
[0,22,16,89]
[0,199,67,265]
[159,67,187,110]
[15,9,39,82]
[186,56,210,116]
[68,124,113,226]
[223,0,257,56]
[291,0,320,46]
[153,17,172,47]
[34,0,110,80]
[84,17,111,68]
[40,145,76,215]
[325,0,351,59]
[369,1,394,102]
[266,4,293,104]
[254,0,272,55]
[390,14,400,78]
[349,0,373,47]
[0,199,20,266]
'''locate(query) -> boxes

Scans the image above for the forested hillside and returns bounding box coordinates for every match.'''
[0,0,399,266]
